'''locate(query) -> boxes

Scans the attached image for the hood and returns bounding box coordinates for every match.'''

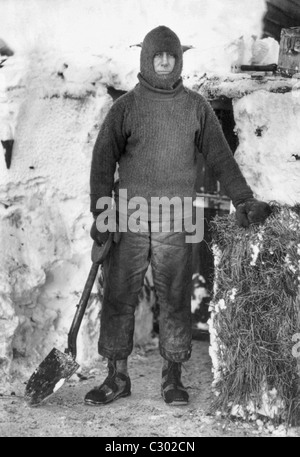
[140,26,183,90]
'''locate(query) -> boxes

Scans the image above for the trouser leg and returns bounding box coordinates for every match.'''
[98,230,150,360]
[150,230,193,363]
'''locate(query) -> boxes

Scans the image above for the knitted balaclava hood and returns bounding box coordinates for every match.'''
[140,26,183,90]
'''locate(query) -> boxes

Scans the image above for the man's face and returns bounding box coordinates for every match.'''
[153,52,176,75]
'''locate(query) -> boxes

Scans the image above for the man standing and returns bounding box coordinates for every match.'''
[85,26,270,406]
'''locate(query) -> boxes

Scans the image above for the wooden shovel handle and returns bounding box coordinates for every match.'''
[66,262,99,359]
[66,236,114,359]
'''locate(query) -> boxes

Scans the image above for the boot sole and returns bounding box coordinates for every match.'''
[162,397,189,406]
[84,390,131,406]
[167,400,188,406]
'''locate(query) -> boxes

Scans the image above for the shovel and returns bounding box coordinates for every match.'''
[24,236,113,406]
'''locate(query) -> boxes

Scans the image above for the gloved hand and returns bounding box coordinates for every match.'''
[235,198,272,228]
[90,218,110,246]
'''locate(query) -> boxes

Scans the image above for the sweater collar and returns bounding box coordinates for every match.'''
[136,73,184,99]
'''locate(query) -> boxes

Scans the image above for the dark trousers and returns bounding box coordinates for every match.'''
[99,224,193,362]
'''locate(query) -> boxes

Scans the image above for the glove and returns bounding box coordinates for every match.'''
[90,218,110,246]
[235,198,272,228]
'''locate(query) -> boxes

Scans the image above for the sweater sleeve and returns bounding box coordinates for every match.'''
[196,96,254,207]
[89,97,128,213]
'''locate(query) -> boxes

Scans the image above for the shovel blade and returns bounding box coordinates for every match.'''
[25,348,79,405]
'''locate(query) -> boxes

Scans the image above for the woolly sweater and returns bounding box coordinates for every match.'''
[90,75,253,214]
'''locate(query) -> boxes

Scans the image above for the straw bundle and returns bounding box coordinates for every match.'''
[209,204,300,424]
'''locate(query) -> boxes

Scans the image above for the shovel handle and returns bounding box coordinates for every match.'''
[66,236,115,359]
[66,262,99,359]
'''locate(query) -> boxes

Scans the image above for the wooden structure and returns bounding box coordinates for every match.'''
[278,26,300,76]
[263,0,300,41]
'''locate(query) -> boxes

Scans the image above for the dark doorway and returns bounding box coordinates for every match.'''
[192,98,235,339]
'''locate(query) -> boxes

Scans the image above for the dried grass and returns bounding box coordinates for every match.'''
[209,203,300,424]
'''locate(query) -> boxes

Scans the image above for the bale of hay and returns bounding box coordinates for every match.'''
[209,203,300,425]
